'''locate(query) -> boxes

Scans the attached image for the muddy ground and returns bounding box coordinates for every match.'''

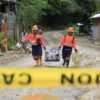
[0,30,100,100]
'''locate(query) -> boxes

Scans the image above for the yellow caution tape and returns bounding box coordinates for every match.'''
[0,68,100,88]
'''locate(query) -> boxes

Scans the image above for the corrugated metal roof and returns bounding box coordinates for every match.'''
[90,13,100,19]
[3,0,16,1]
[0,0,19,4]
[0,0,16,2]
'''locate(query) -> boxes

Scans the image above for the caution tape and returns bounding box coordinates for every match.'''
[0,68,100,88]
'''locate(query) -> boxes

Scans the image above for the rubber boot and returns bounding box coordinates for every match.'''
[66,60,70,67]
[63,60,67,66]
[35,60,39,67]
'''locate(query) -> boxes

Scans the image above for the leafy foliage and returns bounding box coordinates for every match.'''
[95,0,100,13]
[17,0,97,30]
[18,0,47,30]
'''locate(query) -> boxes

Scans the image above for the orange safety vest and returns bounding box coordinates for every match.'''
[60,34,76,49]
[22,34,45,47]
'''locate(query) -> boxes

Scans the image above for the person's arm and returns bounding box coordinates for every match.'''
[40,36,45,47]
[59,36,65,48]
[22,34,31,43]
[73,39,78,52]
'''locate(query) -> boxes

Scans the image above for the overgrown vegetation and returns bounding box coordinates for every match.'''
[17,0,97,31]
[95,0,100,13]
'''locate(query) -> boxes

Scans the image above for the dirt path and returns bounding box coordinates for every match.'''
[0,30,64,67]
[0,30,100,100]
[1,30,100,68]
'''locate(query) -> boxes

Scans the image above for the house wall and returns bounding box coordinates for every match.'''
[90,18,100,38]
[91,25,99,37]
[99,24,100,38]
[93,18,100,25]
[0,1,21,40]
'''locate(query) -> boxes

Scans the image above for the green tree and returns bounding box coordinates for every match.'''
[95,0,100,13]
[17,0,97,29]
[18,0,47,30]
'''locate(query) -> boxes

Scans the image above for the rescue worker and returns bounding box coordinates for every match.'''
[22,25,46,67]
[59,27,78,67]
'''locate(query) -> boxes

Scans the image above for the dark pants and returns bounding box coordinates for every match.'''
[62,45,72,59]
[32,45,42,56]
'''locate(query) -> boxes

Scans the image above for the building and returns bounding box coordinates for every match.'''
[90,13,100,38]
[0,0,20,40]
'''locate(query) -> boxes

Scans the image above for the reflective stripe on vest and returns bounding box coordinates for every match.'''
[65,40,73,43]
[63,35,74,47]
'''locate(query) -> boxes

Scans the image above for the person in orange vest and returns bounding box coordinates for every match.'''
[59,27,78,67]
[22,25,46,67]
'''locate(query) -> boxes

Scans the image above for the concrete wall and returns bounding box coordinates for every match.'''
[91,18,100,38]
[91,25,99,37]
[93,18,100,26]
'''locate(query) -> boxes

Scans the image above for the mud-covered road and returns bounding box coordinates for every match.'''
[0,30,100,100]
